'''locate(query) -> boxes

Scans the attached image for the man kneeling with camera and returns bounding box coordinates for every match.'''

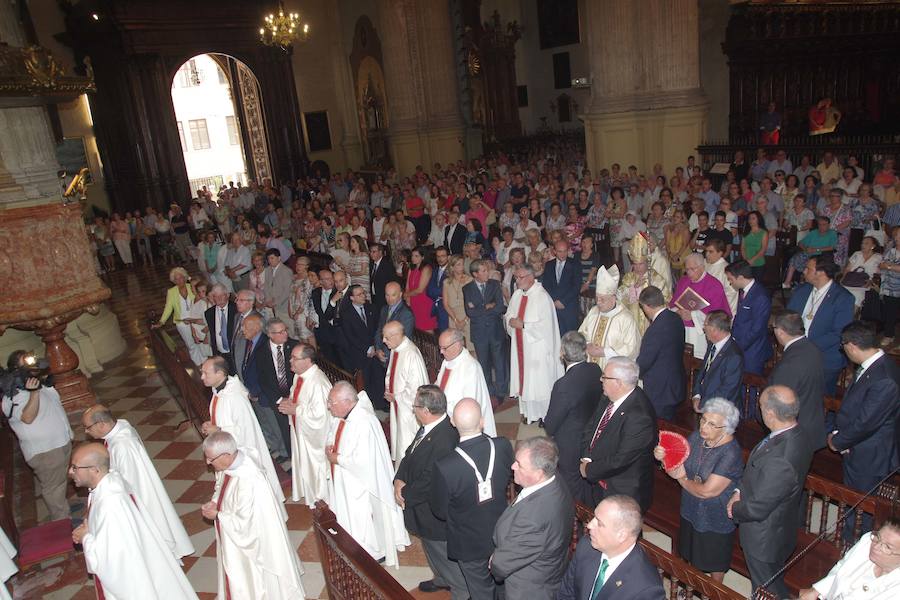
[1,350,74,521]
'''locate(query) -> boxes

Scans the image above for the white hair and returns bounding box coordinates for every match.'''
[605,357,640,386]
[202,430,237,455]
[699,398,741,435]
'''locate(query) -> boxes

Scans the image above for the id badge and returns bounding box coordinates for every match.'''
[477,481,493,504]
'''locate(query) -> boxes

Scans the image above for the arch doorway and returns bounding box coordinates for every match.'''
[170,53,272,196]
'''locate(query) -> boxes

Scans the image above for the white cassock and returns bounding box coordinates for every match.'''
[327,403,410,567]
[213,450,304,600]
[578,304,641,370]
[102,419,194,559]
[286,364,333,507]
[82,472,198,600]
[0,528,16,600]
[210,376,286,518]
[385,337,429,463]
[504,282,563,423]
[435,349,497,436]
[706,257,739,316]
[650,247,673,297]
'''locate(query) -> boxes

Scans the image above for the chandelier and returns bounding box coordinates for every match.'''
[259,3,310,49]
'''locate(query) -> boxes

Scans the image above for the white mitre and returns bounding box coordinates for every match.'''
[595,265,620,296]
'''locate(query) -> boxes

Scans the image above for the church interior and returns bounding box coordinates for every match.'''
[1,0,900,598]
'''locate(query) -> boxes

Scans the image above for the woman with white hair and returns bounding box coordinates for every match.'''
[654,398,743,583]
[151,267,199,358]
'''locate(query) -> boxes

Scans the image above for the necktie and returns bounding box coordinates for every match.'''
[589,402,615,450]
[322,289,330,312]
[358,306,367,326]
[242,339,254,373]
[478,282,485,297]
[277,345,289,391]
[700,344,717,384]
[854,365,864,381]
[219,308,230,353]
[753,434,772,456]
[411,426,426,452]
[232,313,245,349]
[738,289,745,304]
[556,260,564,282]
[590,558,609,600]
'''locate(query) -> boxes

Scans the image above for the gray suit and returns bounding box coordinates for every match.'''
[264,263,293,319]
[231,309,263,381]
[490,476,574,600]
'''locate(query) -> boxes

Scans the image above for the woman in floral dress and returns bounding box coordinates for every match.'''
[288,256,317,347]
[821,192,853,266]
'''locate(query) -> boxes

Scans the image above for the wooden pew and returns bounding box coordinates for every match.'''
[412,328,441,382]
[312,500,416,600]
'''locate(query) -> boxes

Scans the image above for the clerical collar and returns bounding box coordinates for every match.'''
[104,419,123,440]
[226,451,244,472]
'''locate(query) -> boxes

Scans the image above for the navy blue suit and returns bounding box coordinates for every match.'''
[731,282,772,375]
[557,536,665,600]
[786,281,855,394]
[426,264,449,331]
[692,337,744,412]
[463,279,508,397]
[240,332,265,399]
[542,257,581,334]
[636,309,686,421]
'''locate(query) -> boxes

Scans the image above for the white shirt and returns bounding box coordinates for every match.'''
[421,414,447,437]
[859,350,885,379]
[514,475,555,504]
[269,341,289,378]
[597,542,638,587]
[214,304,230,351]
[743,279,755,295]
[565,361,584,373]
[1,387,73,461]
[802,280,833,333]
[783,336,802,352]
[459,433,482,443]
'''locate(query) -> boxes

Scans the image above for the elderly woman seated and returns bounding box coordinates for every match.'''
[799,518,900,599]
[654,398,744,583]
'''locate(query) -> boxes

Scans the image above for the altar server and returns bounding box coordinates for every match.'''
[382,320,429,463]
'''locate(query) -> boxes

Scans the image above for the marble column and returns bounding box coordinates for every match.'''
[583,0,709,175]
[377,0,465,175]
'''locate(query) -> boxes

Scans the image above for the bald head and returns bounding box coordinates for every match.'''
[451,398,483,436]
[69,442,110,489]
[242,313,263,339]
[385,281,402,307]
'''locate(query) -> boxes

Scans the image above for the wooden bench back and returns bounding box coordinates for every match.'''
[412,328,441,382]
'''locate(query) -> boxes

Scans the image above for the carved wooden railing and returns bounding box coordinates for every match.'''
[412,328,442,382]
[312,500,415,600]
[0,426,19,547]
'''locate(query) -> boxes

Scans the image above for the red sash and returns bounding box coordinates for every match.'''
[210,394,220,426]
[331,420,346,478]
[388,352,399,418]
[290,377,304,429]
[438,368,451,390]
[215,474,233,600]
[515,295,529,395]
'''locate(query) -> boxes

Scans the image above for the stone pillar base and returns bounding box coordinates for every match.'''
[388,124,465,176]
[583,103,709,176]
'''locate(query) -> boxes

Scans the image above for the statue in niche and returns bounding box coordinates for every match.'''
[362,75,383,132]
[808,97,842,136]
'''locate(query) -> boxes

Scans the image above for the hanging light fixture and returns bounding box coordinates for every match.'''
[259,2,310,49]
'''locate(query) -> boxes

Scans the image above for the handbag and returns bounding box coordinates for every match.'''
[841,267,870,288]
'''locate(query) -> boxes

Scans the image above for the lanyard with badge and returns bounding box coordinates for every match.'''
[455,438,495,504]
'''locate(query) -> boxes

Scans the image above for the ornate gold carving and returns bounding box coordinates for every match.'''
[0,43,95,98]
[235,61,271,182]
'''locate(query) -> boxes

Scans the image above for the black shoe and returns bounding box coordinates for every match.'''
[418,580,451,593]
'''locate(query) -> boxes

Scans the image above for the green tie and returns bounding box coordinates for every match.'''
[590,558,609,600]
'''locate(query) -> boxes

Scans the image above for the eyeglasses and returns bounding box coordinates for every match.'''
[205,452,229,464]
[412,404,425,409]
[871,532,900,556]
[600,376,619,382]
[699,416,726,430]
[269,329,288,335]
[439,340,460,351]
[68,464,96,472]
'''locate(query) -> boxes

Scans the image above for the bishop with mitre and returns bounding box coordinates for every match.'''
[326,381,410,567]
[382,320,429,463]
[199,356,286,516]
[277,343,333,508]
[82,405,194,560]
[580,264,641,369]
[70,443,198,600]
[504,263,563,424]
[670,253,732,358]
[201,431,305,600]
[434,328,497,436]
[618,234,671,334]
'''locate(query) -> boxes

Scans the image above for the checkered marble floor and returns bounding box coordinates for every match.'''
[10,263,751,599]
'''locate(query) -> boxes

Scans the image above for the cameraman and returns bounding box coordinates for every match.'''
[1,351,73,521]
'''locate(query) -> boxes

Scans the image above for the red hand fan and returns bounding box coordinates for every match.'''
[658,430,690,471]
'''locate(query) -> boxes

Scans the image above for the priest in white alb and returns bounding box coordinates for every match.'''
[579,264,641,369]
[504,263,563,424]
[434,328,497,436]
[201,432,305,600]
[382,320,429,463]
[82,405,194,560]
[199,356,286,517]
[70,443,198,600]
[670,253,733,358]
[277,343,333,507]
[326,381,410,567]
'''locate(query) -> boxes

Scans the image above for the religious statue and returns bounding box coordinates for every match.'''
[759,101,782,145]
[809,97,842,136]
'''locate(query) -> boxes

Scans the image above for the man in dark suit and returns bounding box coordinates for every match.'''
[579,357,657,513]
[636,286,686,421]
[252,318,298,463]
[338,284,378,399]
[726,260,773,375]
[545,331,602,497]
[542,240,582,335]
[231,289,263,381]
[371,281,415,412]
[491,437,574,600]
[557,495,665,600]
[368,243,397,317]
[204,283,237,370]
[786,255,855,395]
[769,310,826,449]
[310,269,341,366]
[431,398,514,600]
[691,310,744,414]
[426,246,450,331]
[394,385,465,597]
[463,259,508,399]
[443,211,466,255]
[829,322,900,536]
[728,385,814,599]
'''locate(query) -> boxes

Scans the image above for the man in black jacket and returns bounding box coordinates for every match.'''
[394,385,465,597]
[338,285,378,398]
[463,259,508,400]
[579,357,657,512]
[728,385,814,599]
[251,318,298,463]
[545,331,602,498]
[310,270,340,366]
[368,243,397,317]
[431,398,514,600]
[636,286,686,420]
[204,283,237,370]
[769,310,826,449]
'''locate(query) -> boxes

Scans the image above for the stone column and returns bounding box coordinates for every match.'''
[583,0,709,175]
[377,0,465,175]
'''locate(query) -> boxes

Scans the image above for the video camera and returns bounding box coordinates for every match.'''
[0,354,53,398]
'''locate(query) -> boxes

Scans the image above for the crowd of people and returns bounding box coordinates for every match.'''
[20,140,900,598]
